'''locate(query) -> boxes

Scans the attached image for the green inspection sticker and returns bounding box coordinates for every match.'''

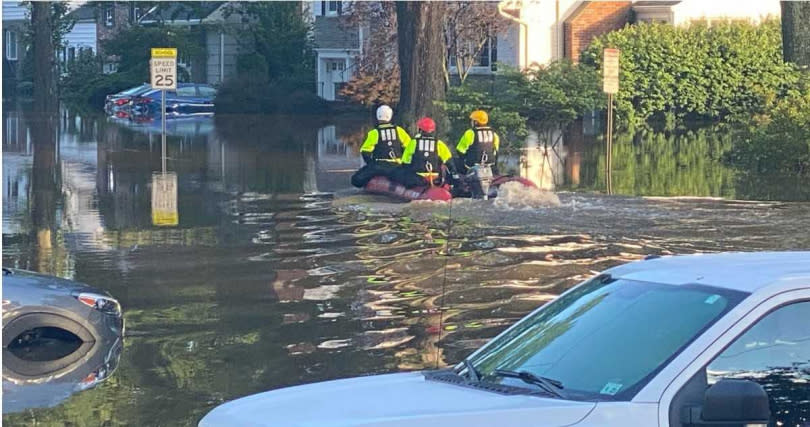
[704,294,721,304]
[600,382,623,395]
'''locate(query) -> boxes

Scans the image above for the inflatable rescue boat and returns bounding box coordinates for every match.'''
[363,175,537,202]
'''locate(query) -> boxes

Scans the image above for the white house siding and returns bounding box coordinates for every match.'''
[2,2,26,21]
[521,0,579,67]
[206,31,238,85]
[671,0,781,25]
[64,21,97,52]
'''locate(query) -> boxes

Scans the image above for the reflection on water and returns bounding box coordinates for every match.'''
[3,108,810,425]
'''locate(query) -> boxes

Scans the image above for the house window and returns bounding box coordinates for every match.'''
[477,36,497,68]
[325,1,340,16]
[448,36,497,70]
[5,30,17,60]
[329,60,345,71]
[105,7,115,27]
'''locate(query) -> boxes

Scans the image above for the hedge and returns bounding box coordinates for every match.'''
[581,20,801,126]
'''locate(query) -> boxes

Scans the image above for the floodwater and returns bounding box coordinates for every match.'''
[2,108,810,426]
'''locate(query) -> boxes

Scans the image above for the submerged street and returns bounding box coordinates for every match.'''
[3,110,810,425]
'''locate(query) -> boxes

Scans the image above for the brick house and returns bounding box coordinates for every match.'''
[563,2,633,63]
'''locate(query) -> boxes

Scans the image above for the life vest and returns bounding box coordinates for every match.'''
[372,124,403,162]
[413,135,442,176]
[466,126,496,165]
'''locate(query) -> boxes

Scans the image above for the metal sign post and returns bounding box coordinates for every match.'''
[603,48,620,195]
[150,48,178,226]
[150,48,177,174]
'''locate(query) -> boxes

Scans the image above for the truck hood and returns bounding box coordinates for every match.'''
[200,372,595,427]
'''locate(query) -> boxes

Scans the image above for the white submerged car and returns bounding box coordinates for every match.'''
[200,252,810,427]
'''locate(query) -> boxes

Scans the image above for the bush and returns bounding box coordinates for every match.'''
[442,61,603,152]
[443,78,528,152]
[60,51,141,108]
[581,20,801,127]
[728,76,810,176]
[215,78,328,115]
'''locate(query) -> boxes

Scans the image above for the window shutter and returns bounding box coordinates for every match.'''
[321,1,326,16]
[337,1,342,15]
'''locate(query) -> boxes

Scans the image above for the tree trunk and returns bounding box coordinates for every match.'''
[396,1,446,130]
[781,1,810,68]
[29,112,59,271]
[32,2,58,113]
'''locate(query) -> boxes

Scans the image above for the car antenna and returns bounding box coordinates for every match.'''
[436,197,453,369]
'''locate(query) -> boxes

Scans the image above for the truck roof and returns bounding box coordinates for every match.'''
[606,251,810,294]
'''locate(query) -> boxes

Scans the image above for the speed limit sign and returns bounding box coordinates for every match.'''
[150,48,177,90]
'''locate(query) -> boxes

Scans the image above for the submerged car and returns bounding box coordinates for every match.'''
[2,268,124,351]
[129,83,217,118]
[104,83,151,117]
[3,335,123,414]
[200,251,810,427]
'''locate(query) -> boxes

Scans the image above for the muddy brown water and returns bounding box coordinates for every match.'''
[3,110,809,425]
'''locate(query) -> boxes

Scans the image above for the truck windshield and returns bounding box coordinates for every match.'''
[469,276,748,401]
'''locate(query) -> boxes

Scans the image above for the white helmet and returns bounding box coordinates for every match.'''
[376,105,393,122]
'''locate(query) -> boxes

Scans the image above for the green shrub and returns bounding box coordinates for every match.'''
[443,77,528,152]
[442,61,602,152]
[60,51,142,108]
[581,20,801,126]
[215,78,328,115]
[728,76,810,176]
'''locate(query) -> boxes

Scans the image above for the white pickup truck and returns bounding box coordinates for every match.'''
[200,252,810,427]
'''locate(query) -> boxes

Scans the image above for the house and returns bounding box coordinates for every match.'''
[3,1,26,95]
[309,1,360,101]
[58,3,142,73]
[307,0,782,101]
[138,2,248,85]
[61,5,98,67]
[499,0,782,67]
[632,0,781,26]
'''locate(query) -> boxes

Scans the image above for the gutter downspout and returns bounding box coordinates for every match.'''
[556,0,561,60]
[498,1,529,69]
[220,31,225,83]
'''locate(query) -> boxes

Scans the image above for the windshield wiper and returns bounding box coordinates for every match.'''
[492,369,565,398]
[462,359,480,382]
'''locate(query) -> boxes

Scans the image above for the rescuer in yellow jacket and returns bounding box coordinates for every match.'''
[399,117,458,188]
[456,110,500,175]
[351,105,412,188]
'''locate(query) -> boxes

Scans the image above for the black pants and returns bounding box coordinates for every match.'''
[351,162,402,188]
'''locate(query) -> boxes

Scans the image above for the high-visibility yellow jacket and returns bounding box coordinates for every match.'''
[456,126,500,169]
[359,124,411,163]
[402,134,453,178]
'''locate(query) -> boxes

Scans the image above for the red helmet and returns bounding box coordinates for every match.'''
[416,117,436,133]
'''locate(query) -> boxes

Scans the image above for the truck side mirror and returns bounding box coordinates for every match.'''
[681,379,770,426]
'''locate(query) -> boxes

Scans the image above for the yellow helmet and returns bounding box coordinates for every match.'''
[469,110,489,125]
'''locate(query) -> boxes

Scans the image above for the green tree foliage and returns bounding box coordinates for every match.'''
[443,61,602,152]
[443,78,527,153]
[103,25,202,83]
[216,2,320,114]
[729,77,810,176]
[60,49,103,106]
[581,20,801,126]
[511,61,604,139]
